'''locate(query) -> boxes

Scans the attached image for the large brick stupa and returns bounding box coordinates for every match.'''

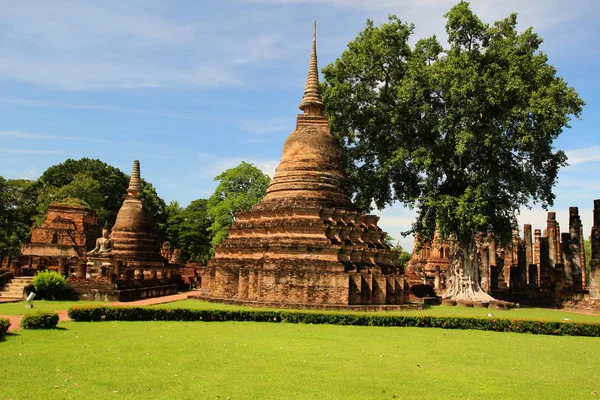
[201,24,407,307]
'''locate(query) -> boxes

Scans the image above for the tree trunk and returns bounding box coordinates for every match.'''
[442,233,495,302]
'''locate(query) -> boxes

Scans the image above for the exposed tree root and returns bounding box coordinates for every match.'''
[442,234,496,302]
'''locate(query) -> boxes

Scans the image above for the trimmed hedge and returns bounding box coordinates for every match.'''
[0,318,10,337]
[21,312,59,329]
[67,306,600,337]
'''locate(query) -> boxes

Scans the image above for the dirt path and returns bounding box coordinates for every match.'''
[2,292,192,333]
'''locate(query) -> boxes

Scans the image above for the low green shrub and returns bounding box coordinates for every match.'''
[21,312,59,329]
[32,270,67,299]
[0,318,10,337]
[67,306,600,337]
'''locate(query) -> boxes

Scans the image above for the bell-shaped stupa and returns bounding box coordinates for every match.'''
[201,23,407,307]
[111,160,164,268]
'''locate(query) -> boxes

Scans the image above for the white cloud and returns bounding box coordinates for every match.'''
[203,157,279,179]
[0,148,65,155]
[565,146,600,165]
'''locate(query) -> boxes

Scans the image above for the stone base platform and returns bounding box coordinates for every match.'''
[73,284,178,302]
[188,294,422,312]
[412,296,441,306]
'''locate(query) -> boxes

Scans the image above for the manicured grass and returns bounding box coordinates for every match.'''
[1,320,599,399]
[0,300,107,316]
[151,299,600,323]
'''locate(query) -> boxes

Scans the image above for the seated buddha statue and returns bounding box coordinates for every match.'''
[87,225,114,256]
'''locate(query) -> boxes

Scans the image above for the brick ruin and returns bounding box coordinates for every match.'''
[10,160,183,301]
[406,200,600,310]
[18,204,100,274]
[195,24,409,309]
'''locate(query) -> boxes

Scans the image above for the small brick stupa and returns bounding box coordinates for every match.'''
[201,23,407,307]
[111,160,164,269]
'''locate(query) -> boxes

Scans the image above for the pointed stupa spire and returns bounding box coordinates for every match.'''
[299,21,324,116]
[127,160,142,197]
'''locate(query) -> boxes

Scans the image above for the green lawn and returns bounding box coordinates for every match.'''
[0,300,107,316]
[151,299,600,323]
[1,320,599,399]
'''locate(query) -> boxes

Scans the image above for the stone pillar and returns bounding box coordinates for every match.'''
[539,237,552,291]
[488,234,497,267]
[490,266,499,291]
[480,246,490,293]
[556,222,563,264]
[151,270,158,280]
[528,264,538,289]
[561,233,574,289]
[78,261,87,279]
[434,266,441,291]
[533,229,541,281]
[58,257,69,277]
[113,260,122,278]
[518,240,527,285]
[546,212,558,269]
[10,259,21,277]
[580,223,587,287]
[554,264,567,301]
[569,207,583,290]
[134,268,144,280]
[524,224,533,268]
[589,199,600,299]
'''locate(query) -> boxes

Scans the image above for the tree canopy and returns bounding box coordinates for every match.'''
[165,199,212,264]
[0,177,36,262]
[207,162,271,247]
[322,2,584,300]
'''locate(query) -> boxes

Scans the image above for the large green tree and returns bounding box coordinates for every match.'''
[322,2,584,301]
[207,162,271,247]
[32,158,167,241]
[0,177,36,264]
[166,199,213,264]
[32,158,129,225]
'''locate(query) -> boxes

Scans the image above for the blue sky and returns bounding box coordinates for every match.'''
[1,0,599,251]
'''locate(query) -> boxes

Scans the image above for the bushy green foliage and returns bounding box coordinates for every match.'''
[20,312,59,329]
[68,306,600,337]
[0,177,36,263]
[0,318,10,337]
[207,162,271,247]
[32,270,67,299]
[322,3,584,247]
[165,199,212,263]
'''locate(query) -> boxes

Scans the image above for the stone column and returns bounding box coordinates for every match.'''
[10,259,21,277]
[547,212,558,269]
[561,233,574,289]
[589,199,600,299]
[533,229,541,282]
[528,264,538,289]
[58,257,69,277]
[554,264,567,301]
[78,261,87,279]
[580,223,587,287]
[488,233,497,267]
[134,268,144,280]
[480,246,490,293]
[569,207,583,290]
[434,266,441,291]
[524,224,533,268]
[113,260,122,278]
[556,222,563,264]
[539,237,552,291]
